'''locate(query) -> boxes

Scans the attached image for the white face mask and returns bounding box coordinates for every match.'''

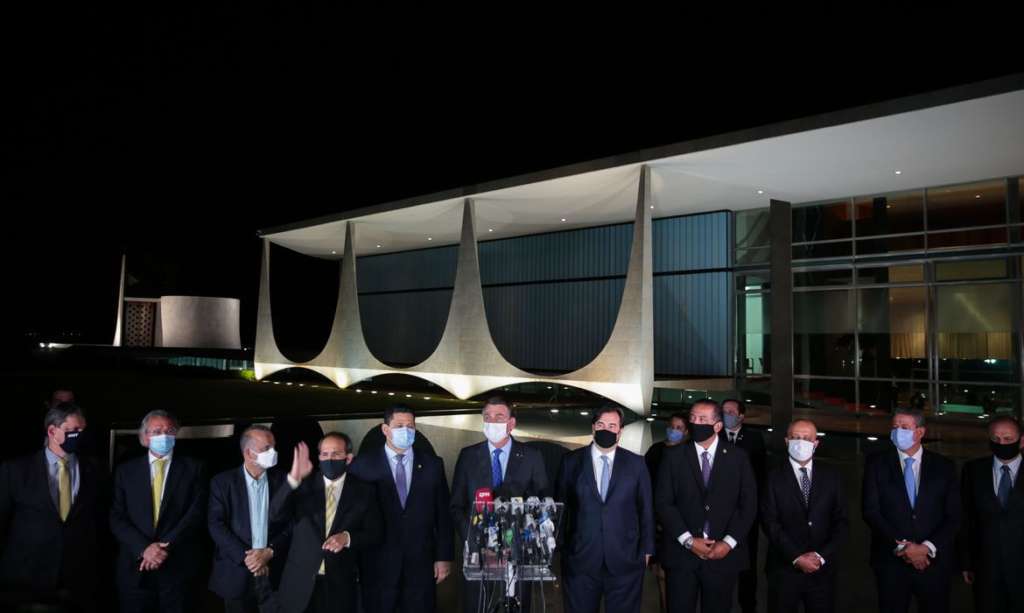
[483,422,509,445]
[787,439,815,463]
[255,447,278,469]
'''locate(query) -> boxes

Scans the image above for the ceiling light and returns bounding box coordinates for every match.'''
[894,170,902,175]
[355,389,362,393]
[488,228,493,232]
[405,394,412,398]
[579,411,589,416]
[376,244,382,248]
[867,436,878,441]
[424,396,431,400]
[757,190,764,195]
[650,205,654,209]
[331,250,337,255]
[550,409,559,414]
[975,194,981,199]
[427,237,432,241]
[767,428,774,433]
[387,392,395,396]
[646,417,655,422]
[560,218,566,222]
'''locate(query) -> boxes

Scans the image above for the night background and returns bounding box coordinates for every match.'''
[1,8,1019,360]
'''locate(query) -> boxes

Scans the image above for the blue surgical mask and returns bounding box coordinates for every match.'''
[723,414,741,430]
[149,434,176,456]
[665,428,685,443]
[890,428,916,452]
[391,426,415,450]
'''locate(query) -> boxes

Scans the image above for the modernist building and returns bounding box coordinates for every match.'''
[256,76,1024,430]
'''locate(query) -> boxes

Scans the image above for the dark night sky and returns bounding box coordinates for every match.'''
[1,9,1019,353]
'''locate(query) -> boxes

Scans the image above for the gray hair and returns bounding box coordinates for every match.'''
[44,402,85,430]
[893,406,925,428]
[138,410,180,438]
[239,425,274,452]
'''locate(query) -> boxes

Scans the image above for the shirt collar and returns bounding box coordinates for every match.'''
[242,465,267,485]
[488,439,512,457]
[149,451,172,464]
[695,434,719,458]
[994,454,1023,473]
[324,473,347,488]
[789,457,813,474]
[44,447,73,465]
[897,446,923,464]
[726,426,742,436]
[591,443,616,464]
[385,444,412,464]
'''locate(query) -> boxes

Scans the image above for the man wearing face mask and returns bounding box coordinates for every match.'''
[655,399,756,613]
[272,432,382,613]
[348,404,453,613]
[959,416,1024,613]
[760,420,847,613]
[450,396,550,612]
[645,413,687,613]
[0,402,105,612]
[208,425,291,613]
[110,410,208,613]
[862,407,959,613]
[556,406,655,613]
[719,399,766,613]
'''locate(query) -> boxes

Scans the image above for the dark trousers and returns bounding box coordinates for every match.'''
[119,580,193,613]
[304,575,356,613]
[665,565,737,613]
[563,564,644,613]
[973,564,1024,613]
[766,568,835,613]
[737,528,758,613]
[873,562,950,613]
[224,575,277,613]
[362,564,436,613]
[462,579,534,613]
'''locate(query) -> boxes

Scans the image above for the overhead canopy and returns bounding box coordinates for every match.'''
[263,80,1024,259]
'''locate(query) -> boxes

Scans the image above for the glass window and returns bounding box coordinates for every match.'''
[794,268,852,287]
[856,234,925,255]
[858,287,928,379]
[855,191,925,236]
[859,381,929,415]
[794,290,855,376]
[936,283,1017,382]
[928,227,1007,250]
[935,258,1010,281]
[856,264,924,285]
[937,384,1018,418]
[738,292,770,375]
[736,272,770,292]
[926,180,1006,231]
[793,201,852,243]
[792,241,853,260]
[736,209,770,250]
[736,247,771,266]
[795,378,855,414]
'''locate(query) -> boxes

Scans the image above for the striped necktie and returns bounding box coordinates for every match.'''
[319,482,337,575]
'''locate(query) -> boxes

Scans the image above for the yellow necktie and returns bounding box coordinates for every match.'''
[319,483,337,575]
[57,457,71,521]
[152,458,166,528]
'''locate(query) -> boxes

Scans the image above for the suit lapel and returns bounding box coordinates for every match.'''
[312,474,327,533]
[806,464,821,511]
[156,456,184,532]
[580,448,601,502]
[707,441,729,493]
[331,477,358,534]
[36,451,61,520]
[138,456,156,535]
[917,451,932,504]
[237,468,252,545]
[380,448,404,510]
[604,450,624,501]
[785,463,809,511]
[478,443,494,490]
[406,455,426,508]
[67,457,92,521]
[888,450,915,514]
[685,444,706,495]
[505,441,523,485]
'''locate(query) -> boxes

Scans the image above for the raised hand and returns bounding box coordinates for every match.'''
[290,442,314,482]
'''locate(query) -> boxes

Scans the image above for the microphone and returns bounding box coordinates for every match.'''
[471,488,493,568]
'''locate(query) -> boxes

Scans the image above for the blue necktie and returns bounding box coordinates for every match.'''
[904,457,916,510]
[492,448,503,490]
[599,455,611,502]
[998,464,1012,509]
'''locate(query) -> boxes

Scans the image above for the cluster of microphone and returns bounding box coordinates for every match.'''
[465,488,561,571]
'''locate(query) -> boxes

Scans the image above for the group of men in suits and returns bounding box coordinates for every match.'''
[3,395,1024,613]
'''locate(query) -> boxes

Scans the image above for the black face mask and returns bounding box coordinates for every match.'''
[320,459,348,481]
[991,439,1021,461]
[59,430,84,455]
[593,429,618,449]
[690,423,717,443]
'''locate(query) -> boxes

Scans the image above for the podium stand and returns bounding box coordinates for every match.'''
[462,497,564,613]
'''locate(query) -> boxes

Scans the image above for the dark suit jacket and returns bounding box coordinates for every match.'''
[959,455,1024,580]
[721,426,768,488]
[0,450,106,600]
[270,471,383,613]
[450,439,551,543]
[109,453,207,589]
[655,441,757,573]
[349,446,454,588]
[556,445,655,576]
[761,460,847,575]
[861,447,960,569]
[207,466,291,600]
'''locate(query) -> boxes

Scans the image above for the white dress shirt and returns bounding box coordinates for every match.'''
[677,436,738,550]
[591,444,616,493]
[149,451,172,506]
[992,454,1022,497]
[896,446,935,557]
[286,471,350,547]
[788,457,826,567]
